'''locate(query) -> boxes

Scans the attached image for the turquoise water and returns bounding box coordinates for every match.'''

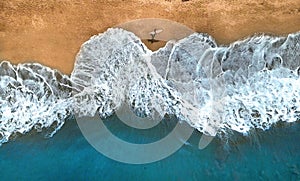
[1,116,299,180]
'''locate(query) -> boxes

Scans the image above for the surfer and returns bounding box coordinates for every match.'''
[148,29,163,43]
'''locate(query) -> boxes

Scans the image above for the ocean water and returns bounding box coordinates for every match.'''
[0,116,300,180]
[0,28,300,180]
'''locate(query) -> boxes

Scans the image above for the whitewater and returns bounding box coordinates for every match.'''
[0,28,299,145]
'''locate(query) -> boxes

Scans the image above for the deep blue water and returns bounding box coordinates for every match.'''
[0,115,299,180]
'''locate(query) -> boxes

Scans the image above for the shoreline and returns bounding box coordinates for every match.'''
[1,0,300,74]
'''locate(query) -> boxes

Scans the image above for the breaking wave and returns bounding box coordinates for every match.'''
[0,28,299,145]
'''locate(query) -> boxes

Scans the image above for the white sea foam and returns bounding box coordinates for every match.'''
[0,61,74,145]
[216,32,300,134]
[71,28,222,136]
[0,28,299,145]
[71,28,300,136]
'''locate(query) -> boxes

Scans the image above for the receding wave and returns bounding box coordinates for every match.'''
[0,28,299,145]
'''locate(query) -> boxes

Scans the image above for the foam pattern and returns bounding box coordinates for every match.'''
[0,61,74,145]
[1,28,299,145]
[71,29,300,136]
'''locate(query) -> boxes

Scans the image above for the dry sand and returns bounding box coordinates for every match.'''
[1,0,300,74]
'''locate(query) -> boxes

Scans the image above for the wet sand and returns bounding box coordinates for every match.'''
[1,0,300,74]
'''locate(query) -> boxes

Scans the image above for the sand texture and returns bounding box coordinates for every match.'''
[1,0,300,74]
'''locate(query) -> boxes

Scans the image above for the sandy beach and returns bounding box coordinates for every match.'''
[1,0,300,74]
